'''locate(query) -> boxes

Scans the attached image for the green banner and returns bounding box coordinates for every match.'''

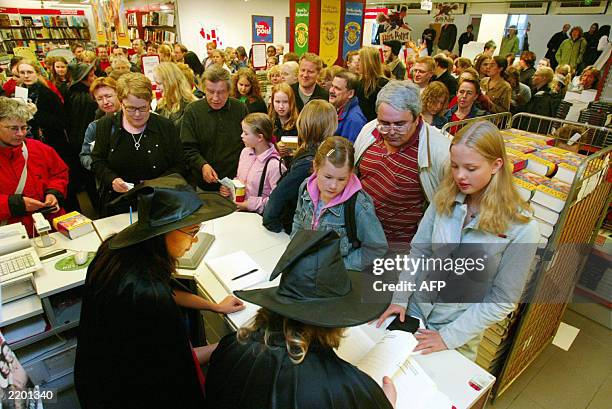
[295,3,310,56]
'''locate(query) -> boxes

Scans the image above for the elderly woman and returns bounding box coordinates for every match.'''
[280,61,299,85]
[206,229,396,408]
[0,97,68,236]
[80,77,121,171]
[75,184,240,408]
[108,56,132,80]
[91,73,185,215]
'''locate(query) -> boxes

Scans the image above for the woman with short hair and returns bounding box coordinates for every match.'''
[91,73,185,215]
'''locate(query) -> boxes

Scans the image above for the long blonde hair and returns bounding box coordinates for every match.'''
[434,121,530,235]
[237,308,344,364]
[154,62,197,114]
[359,47,384,97]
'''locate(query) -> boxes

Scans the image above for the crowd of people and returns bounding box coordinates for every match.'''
[0,21,607,407]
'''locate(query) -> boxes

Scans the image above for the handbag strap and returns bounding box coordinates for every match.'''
[1,142,28,226]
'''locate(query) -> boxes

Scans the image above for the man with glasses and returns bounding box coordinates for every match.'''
[181,66,248,191]
[91,73,185,216]
[0,97,68,236]
[354,81,450,244]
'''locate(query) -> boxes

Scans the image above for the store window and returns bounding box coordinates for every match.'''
[506,14,530,52]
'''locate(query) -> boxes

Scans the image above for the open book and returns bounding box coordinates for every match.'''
[337,323,452,409]
[205,251,269,293]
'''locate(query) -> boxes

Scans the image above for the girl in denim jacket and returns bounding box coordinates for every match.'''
[292,136,388,271]
[220,113,286,214]
[378,121,539,360]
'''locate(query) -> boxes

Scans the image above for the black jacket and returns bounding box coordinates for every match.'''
[438,24,457,52]
[518,86,562,133]
[545,31,569,62]
[75,242,205,409]
[458,31,474,55]
[519,66,536,88]
[263,145,316,233]
[27,82,69,159]
[357,77,389,122]
[206,331,393,409]
[66,81,98,151]
[433,70,458,99]
[91,112,185,215]
[291,82,329,112]
[180,97,248,190]
[246,96,268,114]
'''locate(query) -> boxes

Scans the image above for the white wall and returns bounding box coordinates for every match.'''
[175,0,290,60]
[527,15,611,61]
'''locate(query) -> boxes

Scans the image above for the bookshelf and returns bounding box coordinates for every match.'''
[125,2,176,44]
[0,7,91,57]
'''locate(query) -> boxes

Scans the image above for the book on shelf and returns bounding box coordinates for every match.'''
[531,178,571,213]
[0,14,10,28]
[8,14,21,26]
[22,16,34,27]
[52,211,94,239]
[32,17,43,27]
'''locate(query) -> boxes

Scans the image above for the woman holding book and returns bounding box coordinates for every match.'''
[377,121,539,360]
[205,229,396,409]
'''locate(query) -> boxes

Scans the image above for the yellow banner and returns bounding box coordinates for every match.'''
[319,0,341,67]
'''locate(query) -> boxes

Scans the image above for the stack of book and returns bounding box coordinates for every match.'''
[476,311,518,374]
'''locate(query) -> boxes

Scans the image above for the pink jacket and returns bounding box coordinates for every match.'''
[236,144,286,214]
[306,172,362,229]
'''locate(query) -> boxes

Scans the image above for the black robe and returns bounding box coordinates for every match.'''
[74,251,205,409]
[206,331,393,409]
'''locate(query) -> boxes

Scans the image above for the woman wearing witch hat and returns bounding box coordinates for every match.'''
[75,184,241,408]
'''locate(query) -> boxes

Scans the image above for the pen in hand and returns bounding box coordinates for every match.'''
[232,268,258,281]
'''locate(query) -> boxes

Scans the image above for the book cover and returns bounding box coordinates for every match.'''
[531,179,571,213]
[526,151,560,176]
[0,14,10,28]
[32,17,43,27]
[505,139,537,154]
[506,149,528,173]
[52,211,94,239]
[8,14,21,26]
[513,170,550,201]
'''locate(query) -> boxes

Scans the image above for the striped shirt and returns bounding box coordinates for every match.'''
[359,125,425,244]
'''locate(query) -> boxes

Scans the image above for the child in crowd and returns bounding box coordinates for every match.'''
[292,136,387,270]
[378,121,539,360]
[220,113,286,214]
[421,81,450,129]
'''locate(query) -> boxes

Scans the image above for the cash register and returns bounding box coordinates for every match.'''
[0,222,42,303]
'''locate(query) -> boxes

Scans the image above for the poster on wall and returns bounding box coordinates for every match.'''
[91,1,107,44]
[252,15,274,43]
[252,43,268,70]
[319,0,341,67]
[294,3,310,56]
[342,2,363,60]
[142,55,160,82]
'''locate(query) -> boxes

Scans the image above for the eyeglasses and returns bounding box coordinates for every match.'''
[177,228,201,238]
[1,125,31,133]
[376,121,411,134]
[122,104,150,114]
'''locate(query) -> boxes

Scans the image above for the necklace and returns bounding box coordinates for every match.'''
[129,130,145,151]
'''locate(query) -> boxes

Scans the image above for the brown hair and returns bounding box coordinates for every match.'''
[237,309,344,364]
[314,136,355,171]
[89,76,117,96]
[359,46,385,98]
[299,52,323,71]
[295,100,337,156]
[231,67,262,103]
[268,83,299,131]
[17,60,50,89]
[117,72,153,102]
[454,57,472,71]
[474,54,489,76]
[520,51,536,68]
[422,82,450,114]
[49,56,71,84]
[461,67,480,82]
[458,77,481,95]
[334,69,359,92]
[242,113,274,143]
[345,50,359,68]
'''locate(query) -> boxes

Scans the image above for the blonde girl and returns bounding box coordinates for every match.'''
[154,62,197,125]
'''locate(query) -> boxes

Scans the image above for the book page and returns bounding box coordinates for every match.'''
[393,358,438,409]
[356,330,417,386]
[205,251,268,293]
